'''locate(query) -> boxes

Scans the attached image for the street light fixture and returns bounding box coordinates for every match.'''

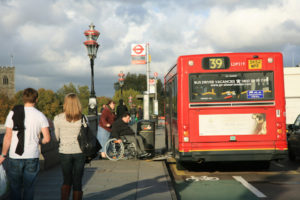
[84,23,100,115]
[118,71,125,97]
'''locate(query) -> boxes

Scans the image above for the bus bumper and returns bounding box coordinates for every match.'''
[178,149,288,162]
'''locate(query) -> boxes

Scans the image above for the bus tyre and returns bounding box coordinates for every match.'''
[288,148,296,161]
[259,161,270,170]
[176,160,186,170]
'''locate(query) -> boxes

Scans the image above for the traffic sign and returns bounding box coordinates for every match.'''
[131,43,146,64]
[131,44,146,56]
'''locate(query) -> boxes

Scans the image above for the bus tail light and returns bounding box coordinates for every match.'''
[183,131,189,142]
[184,136,189,142]
[183,125,189,142]
[276,123,283,134]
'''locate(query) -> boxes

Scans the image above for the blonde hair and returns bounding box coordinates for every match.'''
[63,93,82,122]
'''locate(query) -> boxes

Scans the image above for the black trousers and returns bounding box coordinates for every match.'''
[123,135,145,154]
[59,153,85,191]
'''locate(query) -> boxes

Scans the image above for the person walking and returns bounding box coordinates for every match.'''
[0,88,51,200]
[97,100,116,159]
[129,104,137,125]
[137,106,143,120]
[53,93,85,200]
[116,99,128,119]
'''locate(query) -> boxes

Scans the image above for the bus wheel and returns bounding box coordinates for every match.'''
[259,161,270,170]
[176,160,186,170]
[288,148,296,161]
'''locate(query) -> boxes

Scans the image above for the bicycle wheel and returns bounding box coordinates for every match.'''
[105,138,124,161]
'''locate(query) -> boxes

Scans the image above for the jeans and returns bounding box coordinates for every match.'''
[97,126,111,153]
[8,158,40,200]
[59,153,85,191]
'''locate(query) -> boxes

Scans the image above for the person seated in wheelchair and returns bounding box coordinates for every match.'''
[111,112,150,158]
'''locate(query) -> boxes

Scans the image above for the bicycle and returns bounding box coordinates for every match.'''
[104,137,137,161]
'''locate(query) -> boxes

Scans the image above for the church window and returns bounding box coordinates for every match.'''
[3,75,8,85]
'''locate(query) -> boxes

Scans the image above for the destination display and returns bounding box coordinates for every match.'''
[189,71,274,102]
[202,57,230,70]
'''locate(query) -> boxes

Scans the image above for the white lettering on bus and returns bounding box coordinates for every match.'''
[231,62,246,67]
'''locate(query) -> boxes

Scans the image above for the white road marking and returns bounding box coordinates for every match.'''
[233,176,267,198]
[185,176,219,182]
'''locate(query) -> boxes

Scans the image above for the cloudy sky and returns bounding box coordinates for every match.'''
[1,0,300,97]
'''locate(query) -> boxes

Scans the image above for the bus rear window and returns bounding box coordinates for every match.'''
[189,72,274,102]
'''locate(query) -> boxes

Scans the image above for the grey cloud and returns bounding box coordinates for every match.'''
[115,4,149,25]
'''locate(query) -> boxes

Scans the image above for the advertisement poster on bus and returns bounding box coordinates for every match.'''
[199,113,267,136]
[190,72,273,102]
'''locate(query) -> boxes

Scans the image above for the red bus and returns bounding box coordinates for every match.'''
[164,52,287,169]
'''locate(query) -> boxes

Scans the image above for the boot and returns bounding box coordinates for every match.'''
[73,191,83,200]
[61,185,71,200]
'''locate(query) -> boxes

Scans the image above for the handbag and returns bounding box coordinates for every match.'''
[77,115,102,163]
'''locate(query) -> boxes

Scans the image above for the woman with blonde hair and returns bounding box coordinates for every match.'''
[54,93,85,200]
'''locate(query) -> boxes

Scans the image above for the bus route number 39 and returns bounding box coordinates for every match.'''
[209,58,225,69]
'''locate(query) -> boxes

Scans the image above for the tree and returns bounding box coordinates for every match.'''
[114,73,147,93]
[113,89,142,109]
[114,73,165,116]
[13,90,24,105]
[0,93,14,124]
[97,96,112,113]
[56,83,90,114]
[36,88,61,120]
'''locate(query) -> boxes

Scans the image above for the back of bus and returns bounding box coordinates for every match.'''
[177,52,287,163]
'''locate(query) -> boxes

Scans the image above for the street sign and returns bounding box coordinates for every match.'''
[131,44,146,56]
[131,44,146,64]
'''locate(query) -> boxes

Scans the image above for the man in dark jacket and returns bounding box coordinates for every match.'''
[116,99,128,119]
[111,112,149,158]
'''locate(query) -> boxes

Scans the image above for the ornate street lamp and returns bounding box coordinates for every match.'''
[118,71,125,97]
[84,23,100,115]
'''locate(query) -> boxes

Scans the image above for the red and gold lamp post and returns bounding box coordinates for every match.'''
[118,71,125,97]
[84,23,100,115]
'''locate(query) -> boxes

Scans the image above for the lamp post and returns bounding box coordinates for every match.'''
[118,71,125,97]
[84,23,100,115]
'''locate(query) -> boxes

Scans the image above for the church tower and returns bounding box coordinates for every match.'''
[0,66,15,99]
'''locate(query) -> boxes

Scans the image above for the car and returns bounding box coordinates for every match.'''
[287,114,300,160]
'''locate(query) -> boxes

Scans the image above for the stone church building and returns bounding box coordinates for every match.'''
[0,66,15,99]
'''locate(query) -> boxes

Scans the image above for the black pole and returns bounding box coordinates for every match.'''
[90,58,95,97]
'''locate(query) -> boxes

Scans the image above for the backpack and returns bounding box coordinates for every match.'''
[77,115,102,163]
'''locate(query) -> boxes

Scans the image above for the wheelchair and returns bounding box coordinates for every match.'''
[104,137,137,161]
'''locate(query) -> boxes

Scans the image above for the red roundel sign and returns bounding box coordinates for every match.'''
[131,44,146,56]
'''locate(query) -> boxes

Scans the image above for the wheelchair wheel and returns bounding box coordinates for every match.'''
[104,138,125,161]
[124,142,137,160]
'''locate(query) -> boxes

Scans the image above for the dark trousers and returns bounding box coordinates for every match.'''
[123,135,145,154]
[59,153,85,191]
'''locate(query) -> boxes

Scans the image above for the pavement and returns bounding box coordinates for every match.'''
[32,122,175,200]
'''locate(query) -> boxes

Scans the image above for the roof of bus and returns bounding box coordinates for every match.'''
[165,52,282,78]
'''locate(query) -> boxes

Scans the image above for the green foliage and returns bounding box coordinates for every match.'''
[56,83,90,115]
[113,89,142,109]
[113,73,165,116]
[114,73,147,93]
[0,93,14,124]
[13,90,23,105]
[97,96,112,113]
[36,88,61,120]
